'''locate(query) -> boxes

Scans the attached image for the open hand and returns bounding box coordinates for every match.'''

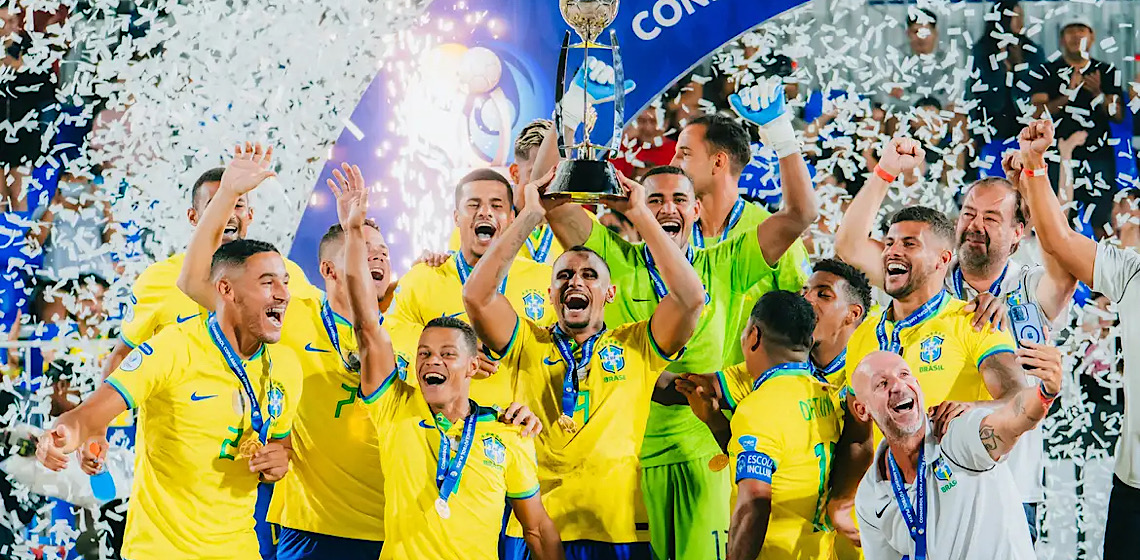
[326,163,368,230]
[602,171,648,217]
[675,373,721,424]
[963,292,1008,333]
[221,142,276,195]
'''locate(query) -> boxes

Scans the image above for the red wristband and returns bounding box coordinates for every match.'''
[1024,167,1048,178]
[1037,384,1058,408]
[873,165,897,183]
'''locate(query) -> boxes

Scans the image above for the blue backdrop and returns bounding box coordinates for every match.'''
[289,0,810,281]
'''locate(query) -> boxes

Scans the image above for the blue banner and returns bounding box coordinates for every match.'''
[289,0,810,280]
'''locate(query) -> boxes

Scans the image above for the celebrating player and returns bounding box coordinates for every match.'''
[463,169,704,559]
[330,164,563,560]
[722,290,842,559]
[532,85,818,560]
[37,239,303,560]
[850,347,1061,560]
[177,152,396,558]
[1014,117,1140,559]
[388,167,555,409]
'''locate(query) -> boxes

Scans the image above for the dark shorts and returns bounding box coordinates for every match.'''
[503,537,651,560]
[277,527,383,560]
[1104,475,1140,560]
[255,482,279,560]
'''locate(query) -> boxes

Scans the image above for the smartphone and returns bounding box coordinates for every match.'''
[1009,302,1046,348]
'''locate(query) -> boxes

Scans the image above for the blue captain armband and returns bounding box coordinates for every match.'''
[736,450,776,484]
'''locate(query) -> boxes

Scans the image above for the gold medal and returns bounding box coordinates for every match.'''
[434,497,451,519]
[708,453,729,472]
[239,437,263,459]
[557,414,577,433]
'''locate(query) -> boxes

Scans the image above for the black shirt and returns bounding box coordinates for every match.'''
[1032,57,1123,161]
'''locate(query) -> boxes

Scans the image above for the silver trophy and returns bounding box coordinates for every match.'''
[545,0,627,203]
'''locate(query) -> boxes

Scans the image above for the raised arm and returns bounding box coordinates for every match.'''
[834,138,925,288]
[732,83,819,267]
[1017,119,1098,287]
[977,340,1061,460]
[534,125,594,249]
[605,174,704,356]
[177,143,275,309]
[327,163,397,397]
[979,350,1029,406]
[464,170,558,355]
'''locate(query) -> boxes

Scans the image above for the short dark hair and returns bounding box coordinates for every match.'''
[558,245,611,275]
[890,205,955,245]
[211,239,280,279]
[749,290,816,352]
[907,7,938,28]
[454,168,514,209]
[641,165,695,191]
[424,316,479,357]
[688,114,752,176]
[965,177,1026,226]
[318,220,382,263]
[813,259,872,320]
[914,96,942,111]
[191,167,226,209]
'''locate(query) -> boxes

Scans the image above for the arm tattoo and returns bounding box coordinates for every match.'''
[978,423,1002,452]
[1012,392,1026,418]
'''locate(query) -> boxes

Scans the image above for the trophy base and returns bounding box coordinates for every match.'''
[544,159,624,203]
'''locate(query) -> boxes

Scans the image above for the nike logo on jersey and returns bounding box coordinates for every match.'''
[176,313,201,324]
[304,343,330,353]
[441,312,465,319]
[418,419,434,429]
[543,357,563,366]
[190,392,217,402]
[875,501,891,518]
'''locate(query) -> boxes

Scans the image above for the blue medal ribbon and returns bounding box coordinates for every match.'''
[551,325,607,422]
[692,198,745,249]
[812,349,846,380]
[320,299,358,372]
[752,362,814,391]
[435,401,480,507]
[206,313,274,444]
[642,243,696,301]
[951,263,1007,300]
[887,447,928,560]
[454,252,507,295]
[525,225,554,264]
[876,291,948,355]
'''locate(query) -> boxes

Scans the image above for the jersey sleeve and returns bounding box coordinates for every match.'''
[773,238,811,292]
[268,346,304,439]
[485,317,543,369]
[105,331,181,409]
[628,320,683,384]
[941,407,1000,471]
[714,227,775,293]
[505,431,541,500]
[583,219,642,282]
[119,267,166,348]
[1094,241,1140,305]
[361,376,415,428]
[965,317,1017,369]
[716,363,752,411]
[854,502,902,560]
[730,390,791,485]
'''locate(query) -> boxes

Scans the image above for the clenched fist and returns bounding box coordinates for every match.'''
[878,137,925,178]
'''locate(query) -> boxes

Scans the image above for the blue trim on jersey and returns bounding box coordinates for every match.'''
[119,333,139,349]
[486,318,520,360]
[976,345,1016,368]
[359,367,401,403]
[105,378,137,410]
[716,371,737,411]
[646,318,683,362]
[507,484,541,500]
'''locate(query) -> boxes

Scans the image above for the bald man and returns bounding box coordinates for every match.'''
[849,349,1061,560]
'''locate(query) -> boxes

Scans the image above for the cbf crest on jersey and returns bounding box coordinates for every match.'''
[920,334,944,364]
[522,290,546,321]
[396,354,409,380]
[933,457,957,492]
[598,344,625,374]
[483,434,506,466]
[267,382,286,419]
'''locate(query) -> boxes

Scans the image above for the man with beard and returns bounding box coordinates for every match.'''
[388,168,555,409]
[535,85,818,560]
[851,348,1061,560]
[37,238,303,560]
[463,170,705,559]
[1015,118,1140,560]
[836,134,1077,536]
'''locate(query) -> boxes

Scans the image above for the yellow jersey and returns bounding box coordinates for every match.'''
[120,252,321,348]
[492,319,679,543]
[387,254,555,408]
[729,364,841,560]
[268,293,402,541]
[448,224,565,265]
[844,292,1016,408]
[361,376,540,560]
[105,318,303,560]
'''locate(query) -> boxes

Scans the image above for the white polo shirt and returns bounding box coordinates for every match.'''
[1093,242,1140,488]
[855,409,1035,560]
[945,259,1056,504]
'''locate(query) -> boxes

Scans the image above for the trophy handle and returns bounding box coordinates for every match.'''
[604,29,625,160]
[554,31,571,159]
